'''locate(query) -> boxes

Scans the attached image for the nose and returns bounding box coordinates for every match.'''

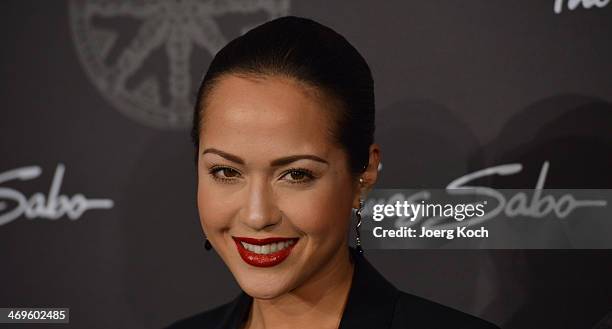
[240,176,281,231]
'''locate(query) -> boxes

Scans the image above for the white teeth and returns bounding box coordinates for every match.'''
[240,240,296,255]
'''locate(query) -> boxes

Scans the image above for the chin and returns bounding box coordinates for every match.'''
[236,273,295,299]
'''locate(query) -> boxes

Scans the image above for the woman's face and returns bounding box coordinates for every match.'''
[197,74,360,299]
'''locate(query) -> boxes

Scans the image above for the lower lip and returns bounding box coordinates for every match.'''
[233,239,297,267]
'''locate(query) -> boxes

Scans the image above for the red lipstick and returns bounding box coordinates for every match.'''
[232,236,299,267]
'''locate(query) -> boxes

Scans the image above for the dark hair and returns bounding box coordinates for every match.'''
[192,16,375,175]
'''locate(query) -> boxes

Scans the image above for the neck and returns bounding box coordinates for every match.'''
[244,247,354,329]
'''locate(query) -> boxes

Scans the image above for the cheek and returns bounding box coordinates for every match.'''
[280,178,354,240]
[196,179,236,232]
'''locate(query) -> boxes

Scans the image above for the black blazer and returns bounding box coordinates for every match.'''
[166,248,500,329]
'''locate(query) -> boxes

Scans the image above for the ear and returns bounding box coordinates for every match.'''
[352,143,381,209]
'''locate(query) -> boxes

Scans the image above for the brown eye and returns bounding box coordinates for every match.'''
[282,169,315,184]
[220,168,239,178]
[209,166,241,183]
[289,171,305,180]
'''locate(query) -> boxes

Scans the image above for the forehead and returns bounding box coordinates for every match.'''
[200,74,341,160]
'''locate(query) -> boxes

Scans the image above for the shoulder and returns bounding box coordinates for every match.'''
[164,293,251,329]
[391,291,500,329]
[342,249,499,329]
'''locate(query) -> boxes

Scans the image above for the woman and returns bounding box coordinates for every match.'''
[167,16,499,329]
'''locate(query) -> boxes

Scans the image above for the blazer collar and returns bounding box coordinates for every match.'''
[219,247,400,329]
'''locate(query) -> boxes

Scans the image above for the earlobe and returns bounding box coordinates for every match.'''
[351,177,366,209]
[352,144,381,209]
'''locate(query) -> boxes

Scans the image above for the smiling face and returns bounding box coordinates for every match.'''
[196,74,360,299]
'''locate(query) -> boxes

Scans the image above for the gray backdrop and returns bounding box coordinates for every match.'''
[1,1,611,328]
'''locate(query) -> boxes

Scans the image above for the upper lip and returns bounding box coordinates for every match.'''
[232,236,299,245]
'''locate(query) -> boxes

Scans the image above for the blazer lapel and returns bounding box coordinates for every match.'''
[214,291,252,329]
[338,248,400,329]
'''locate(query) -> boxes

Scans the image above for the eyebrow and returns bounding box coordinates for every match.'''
[201,148,329,167]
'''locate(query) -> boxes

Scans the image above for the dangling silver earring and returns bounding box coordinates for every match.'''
[355,176,365,254]
[355,198,364,254]
[204,238,212,251]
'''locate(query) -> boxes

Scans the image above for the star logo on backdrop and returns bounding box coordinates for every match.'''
[69,0,290,129]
